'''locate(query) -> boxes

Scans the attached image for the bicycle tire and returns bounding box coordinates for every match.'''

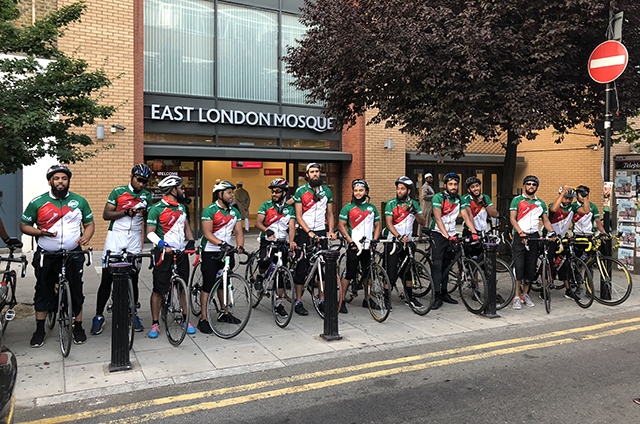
[46,310,56,331]
[458,258,486,314]
[477,258,516,311]
[189,262,203,316]
[402,260,433,315]
[163,276,189,347]
[414,248,430,267]
[127,277,135,350]
[447,264,460,294]
[58,280,73,358]
[570,257,594,309]
[368,263,390,322]
[0,271,17,335]
[587,256,633,306]
[244,254,264,309]
[271,267,295,328]
[208,273,252,339]
[541,258,552,314]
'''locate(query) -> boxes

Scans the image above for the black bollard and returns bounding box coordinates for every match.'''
[601,237,612,300]
[321,250,342,341]
[482,242,500,319]
[109,262,132,372]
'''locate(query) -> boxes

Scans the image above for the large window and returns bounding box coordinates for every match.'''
[281,13,309,105]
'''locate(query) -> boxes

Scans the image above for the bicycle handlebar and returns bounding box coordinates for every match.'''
[39,247,93,268]
[105,249,156,270]
[0,254,28,279]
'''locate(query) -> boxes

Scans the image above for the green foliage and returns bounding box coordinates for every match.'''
[0,0,114,174]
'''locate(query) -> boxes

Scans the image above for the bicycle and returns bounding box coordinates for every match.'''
[245,239,295,328]
[580,234,632,306]
[0,244,28,335]
[554,237,594,309]
[155,249,192,346]
[40,248,93,357]
[525,236,556,314]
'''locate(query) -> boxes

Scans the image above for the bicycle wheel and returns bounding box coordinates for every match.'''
[447,263,460,294]
[189,262,203,316]
[458,258,486,314]
[569,257,594,309]
[588,256,633,306]
[541,259,552,314]
[208,273,252,339]
[402,260,433,315]
[163,276,189,347]
[127,277,135,350]
[0,272,17,335]
[58,280,73,358]
[368,263,390,322]
[414,248,430,267]
[244,254,264,308]
[271,267,295,328]
[47,283,58,330]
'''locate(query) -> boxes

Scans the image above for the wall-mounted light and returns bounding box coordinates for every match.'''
[96,125,105,140]
[384,138,394,149]
[111,124,126,133]
[586,143,598,150]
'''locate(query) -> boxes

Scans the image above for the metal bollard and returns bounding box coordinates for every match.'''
[109,262,132,372]
[321,250,342,341]
[482,243,500,319]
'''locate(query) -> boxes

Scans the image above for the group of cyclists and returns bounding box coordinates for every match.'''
[7,160,607,348]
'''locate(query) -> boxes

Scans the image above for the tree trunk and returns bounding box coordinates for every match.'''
[499,129,518,217]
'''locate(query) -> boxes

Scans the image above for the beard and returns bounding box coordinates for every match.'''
[52,186,69,199]
[396,194,408,203]
[352,194,367,204]
[308,177,324,188]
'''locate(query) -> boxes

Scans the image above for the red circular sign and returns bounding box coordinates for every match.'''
[588,40,629,84]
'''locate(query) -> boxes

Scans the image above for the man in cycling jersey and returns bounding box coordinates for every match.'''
[509,175,555,310]
[573,185,606,236]
[197,180,245,334]
[384,176,426,310]
[20,164,95,348]
[338,179,381,313]
[292,162,337,316]
[253,178,297,317]
[460,176,500,257]
[146,176,196,338]
[91,164,153,336]
[430,172,479,310]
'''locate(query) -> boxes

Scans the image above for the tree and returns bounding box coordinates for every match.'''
[0,0,114,174]
[285,0,640,213]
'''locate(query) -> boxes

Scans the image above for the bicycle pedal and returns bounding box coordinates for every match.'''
[4,309,15,321]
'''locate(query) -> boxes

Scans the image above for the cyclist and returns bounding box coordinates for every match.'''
[383,176,426,309]
[254,178,297,317]
[460,176,499,258]
[0,218,22,248]
[292,162,337,316]
[573,185,606,236]
[146,175,196,339]
[197,180,245,334]
[20,164,95,347]
[430,172,479,310]
[338,179,381,313]
[91,164,153,336]
[509,175,555,310]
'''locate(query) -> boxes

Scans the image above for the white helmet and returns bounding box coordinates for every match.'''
[213,180,236,196]
[158,175,183,193]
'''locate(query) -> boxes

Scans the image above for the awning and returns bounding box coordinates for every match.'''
[406,151,523,163]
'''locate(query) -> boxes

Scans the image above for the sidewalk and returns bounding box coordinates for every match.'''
[8,236,640,409]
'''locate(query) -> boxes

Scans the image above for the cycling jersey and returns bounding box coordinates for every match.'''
[257,200,295,240]
[200,201,241,252]
[339,202,380,249]
[292,184,333,231]
[21,191,94,251]
[430,192,461,236]
[510,195,547,234]
[548,202,579,237]
[146,196,188,251]
[103,185,152,255]
[383,198,422,240]
[573,202,601,235]
[460,193,493,232]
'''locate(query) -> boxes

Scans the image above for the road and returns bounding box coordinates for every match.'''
[17,310,640,424]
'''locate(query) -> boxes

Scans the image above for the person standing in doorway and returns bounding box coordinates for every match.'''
[235,181,251,232]
[420,173,435,234]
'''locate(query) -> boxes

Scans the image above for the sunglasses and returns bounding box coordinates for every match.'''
[271,189,284,194]
[135,177,149,184]
[525,182,538,187]
[180,185,187,191]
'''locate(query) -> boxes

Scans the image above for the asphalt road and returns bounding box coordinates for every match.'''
[17,310,640,424]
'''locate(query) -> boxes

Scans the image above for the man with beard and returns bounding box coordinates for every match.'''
[460,176,500,258]
[197,180,245,334]
[291,163,337,315]
[20,164,95,347]
[338,179,381,313]
[383,176,426,311]
[91,164,153,336]
[430,172,478,310]
[420,173,435,230]
[235,181,251,232]
[146,175,197,338]
[509,175,555,310]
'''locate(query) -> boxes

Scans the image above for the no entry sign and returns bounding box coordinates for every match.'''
[588,40,629,84]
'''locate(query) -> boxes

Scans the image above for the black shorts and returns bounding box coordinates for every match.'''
[152,248,190,294]
[33,246,85,316]
[201,251,236,293]
[512,234,538,282]
[344,248,370,281]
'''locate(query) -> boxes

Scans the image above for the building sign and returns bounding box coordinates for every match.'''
[615,155,640,170]
[149,104,334,133]
[264,168,283,176]
[232,161,262,169]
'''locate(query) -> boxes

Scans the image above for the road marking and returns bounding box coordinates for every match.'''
[21,317,640,424]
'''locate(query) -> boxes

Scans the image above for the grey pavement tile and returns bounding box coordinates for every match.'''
[255,331,334,360]
[15,361,64,405]
[136,344,214,380]
[200,340,280,369]
[64,361,147,393]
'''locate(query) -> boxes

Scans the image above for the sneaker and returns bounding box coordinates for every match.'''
[522,293,535,307]
[274,303,288,317]
[73,323,87,345]
[512,297,522,310]
[318,300,325,314]
[294,301,309,316]
[441,293,459,304]
[408,296,423,308]
[339,302,348,314]
[217,312,241,325]
[362,298,369,309]
[30,330,45,348]
[565,289,581,301]
[183,322,196,334]
[197,319,213,334]
[133,315,144,332]
[90,315,105,335]
[148,323,160,338]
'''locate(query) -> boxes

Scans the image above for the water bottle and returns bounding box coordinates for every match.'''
[554,256,562,270]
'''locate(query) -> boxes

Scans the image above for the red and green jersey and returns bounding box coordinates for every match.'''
[339,202,380,249]
[460,193,493,232]
[510,195,547,234]
[21,191,94,251]
[257,200,295,241]
[383,198,422,240]
[431,192,461,236]
[146,196,188,250]
[106,185,152,232]
[292,183,333,231]
[548,201,579,237]
[200,201,241,252]
[573,202,601,235]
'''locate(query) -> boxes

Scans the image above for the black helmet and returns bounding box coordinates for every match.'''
[465,176,481,189]
[395,176,415,191]
[523,175,539,185]
[352,179,370,192]
[131,164,151,178]
[268,178,290,193]
[443,172,460,184]
[576,185,590,197]
[46,164,72,180]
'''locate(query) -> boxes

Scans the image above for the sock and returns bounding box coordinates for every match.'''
[36,319,45,333]
[153,320,159,326]
[73,321,83,329]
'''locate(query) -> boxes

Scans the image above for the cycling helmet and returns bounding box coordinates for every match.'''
[576,185,590,197]
[46,164,72,180]
[157,175,183,193]
[352,179,370,192]
[564,189,576,198]
[268,178,290,193]
[465,176,482,189]
[212,180,236,196]
[443,172,460,184]
[306,162,320,172]
[523,175,539,185]
[395,176,415,191]
[131,164,151,178]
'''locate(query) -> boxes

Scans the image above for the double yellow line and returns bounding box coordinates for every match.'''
[24,317,640,424]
